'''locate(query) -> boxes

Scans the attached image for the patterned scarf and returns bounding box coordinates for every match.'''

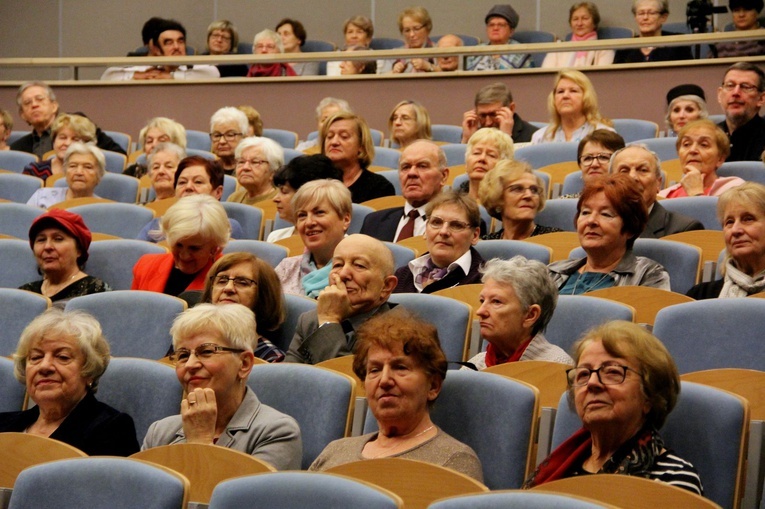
[571,31,597,62]
[523,424,663,488]
[720,258,765,298]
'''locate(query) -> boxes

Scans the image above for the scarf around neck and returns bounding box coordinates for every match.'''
[720,258,765,298]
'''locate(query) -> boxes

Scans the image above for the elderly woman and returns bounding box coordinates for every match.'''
[309,308,483,481]
[227,136,281,205]
[665,84,708,136]
[269,154,343,242]
[200,253,286,362]
[480,160,562,240]
[143,304,301,470]
[542,2,615,68]
[390,7,435,74]
[321,111,394,203]
[466,257,572,370]
[23,113,96,183]
[394,190,484,294]
[210,107,248,175]
[132,195,229,296]
[614,0,693,63]
[19,209,110,303]
[124,117,187,178]
[248,29,296,77]
[0,308,138,456]
[548,174,670,294]
[274,179,351,297]
[564,130,627,199]
[659,119,744,199]
[338,45,378,75]
[0,109,12,151]
[238,105,263,137]
[26,143,105,209]
[524,321,702,494]
[276,18,320,76]
[688,183,765,298]
[205,20,249,78]
[388,100,432,149]
[459,128,515,201]
[326,16,375,76]
[717,0,765,57]
[532,70,614,144]
[147,142,186,201]
[296,97,352,153]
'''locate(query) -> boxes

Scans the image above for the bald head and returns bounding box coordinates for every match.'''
[330,234,398,314]
[436,35,464,72]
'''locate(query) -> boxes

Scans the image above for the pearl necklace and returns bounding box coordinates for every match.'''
[369,425,436,459]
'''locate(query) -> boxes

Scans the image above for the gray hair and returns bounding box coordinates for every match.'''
[632,0,669,15]
[254,29,284,53]
[64,142,106,181]
[316,97,352,119]
[16,81,57,108]
[480,256,558,336]
[161,194,230,248]
[234,136,284,172]
[139,117,187,150]
[609,143,662,178]
[13,308,110,393]
[210,107,249,136]
[171,303,257,352]
[148,142,187,166]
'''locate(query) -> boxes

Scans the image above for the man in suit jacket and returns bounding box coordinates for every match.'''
[285,234,398,364]
[609,145,704,238]
[360,140,448,242]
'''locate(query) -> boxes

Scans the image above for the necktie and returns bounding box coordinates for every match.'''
[396,209,420,242]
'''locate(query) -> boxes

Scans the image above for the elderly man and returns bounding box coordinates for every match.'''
[210,107,249,175]
[11,82,125,158]
[102,19,219,80]
[434,34,464,72]
[285,234,398,364]
[360,140,448,242]
[609,144,703,238]
[461,82,538,143]
[466,4,532,71]
[717,61,765,161]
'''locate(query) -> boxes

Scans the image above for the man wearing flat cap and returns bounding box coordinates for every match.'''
[466,4,532,71]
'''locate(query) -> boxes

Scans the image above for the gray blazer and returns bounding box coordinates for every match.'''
[640,202,704,239]
[142,387,302,470]
[548,251,670,291]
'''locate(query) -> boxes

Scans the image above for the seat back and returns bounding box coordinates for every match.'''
[611,119,659,142]
[361,195,406,210]
[383,241,416,269]
[474,239,552,265]
[69,203,154,238]
[64,291,187,359]
[0,240,39,290]
[94,173,140,203]
[222,239,288,267]
[326,458,488,507]
[0,203,43,239]
[515,143,578,169]
[102,150,127,173]
[370,38,405,50]
[0,358,26,413]
[0,289,51,357]
[8,457,189,509]
[350,203,374,234]
[534,199,578,232]
[102,131,131,153]
[97,357,183,444]
[513,31,556,67]
[372,147,401,169]
[653,299,765,372]
[209,471,402,509]
[441,144,467,166]
[631,137,678,164]
[222,174,237,201]
[247,364,355,469]
[431,124,463,144]
[430,490,618,509]
[0,433,86,489]
[718,161,765,185]
[561,172,585,197]
[585,286,693,326]
[131,443,274,505]
[86,239,166,290]
[0,151,37,173]
[658,196,720,230]
[387,293,472,364]
[221,201,263,240]
[545,296,634,354]
[186,130,212,151]
[377,170,403,195]
[0,174,42,203]
[661,230,725,281]
[270,293,316,352]
[523,231,581,262]
[262,128,298,149]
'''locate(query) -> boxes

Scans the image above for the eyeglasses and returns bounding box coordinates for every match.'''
[477,111,499,121]
[402,25,425,35]
[210,32,232,41]
[427,216,472,233]
[721,81,761,94]
[566,364,642,387]
[635,10,662,17]
[169,343,245,365]
[236,158,269,167]
[210,131,243,142]
[505,184,543,196]
[579,154,612,166]
[211,275,257,289]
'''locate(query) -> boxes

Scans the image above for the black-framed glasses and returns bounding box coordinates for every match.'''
[566,364,642,387]
[211,275,257,289]
[579,154,612,167]
[427,216,473,233]
[169,343,245,365]
[210,131,243,142]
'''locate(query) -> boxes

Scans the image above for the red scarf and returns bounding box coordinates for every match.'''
[247,63,296,77]
[484,336,534,368]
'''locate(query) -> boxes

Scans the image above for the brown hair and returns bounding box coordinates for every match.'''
[577,174,647,249]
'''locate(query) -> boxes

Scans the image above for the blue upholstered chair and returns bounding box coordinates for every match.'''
[0,239,40,289]
[0,173,42,203]
[221,201,263,240]
[0,151,38,173]
[262,128,298,149]
[0,354,26,412]
[86,239,166,290]
[222,239,288,267]
[0,288,51,357]
[545,295,634,355]
[474,239,552,265]
[270,293,317,352]
[429,490,613,509]
[68,203,154,238]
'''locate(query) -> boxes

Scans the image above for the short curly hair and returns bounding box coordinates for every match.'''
[479,159,547,221]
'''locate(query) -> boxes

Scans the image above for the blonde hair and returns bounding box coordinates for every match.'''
[480,160,547,220]
[161,194,230,248]
[138,117,187,150]
[52,114,96,143]
[291,178,352,220]
[466,128,515,160]
[388,100,432,147]
[320,111,375,169]
[544,69,611,142]
[171,303,256,352]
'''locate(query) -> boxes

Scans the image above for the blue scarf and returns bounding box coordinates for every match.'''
[301,262,332,298]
